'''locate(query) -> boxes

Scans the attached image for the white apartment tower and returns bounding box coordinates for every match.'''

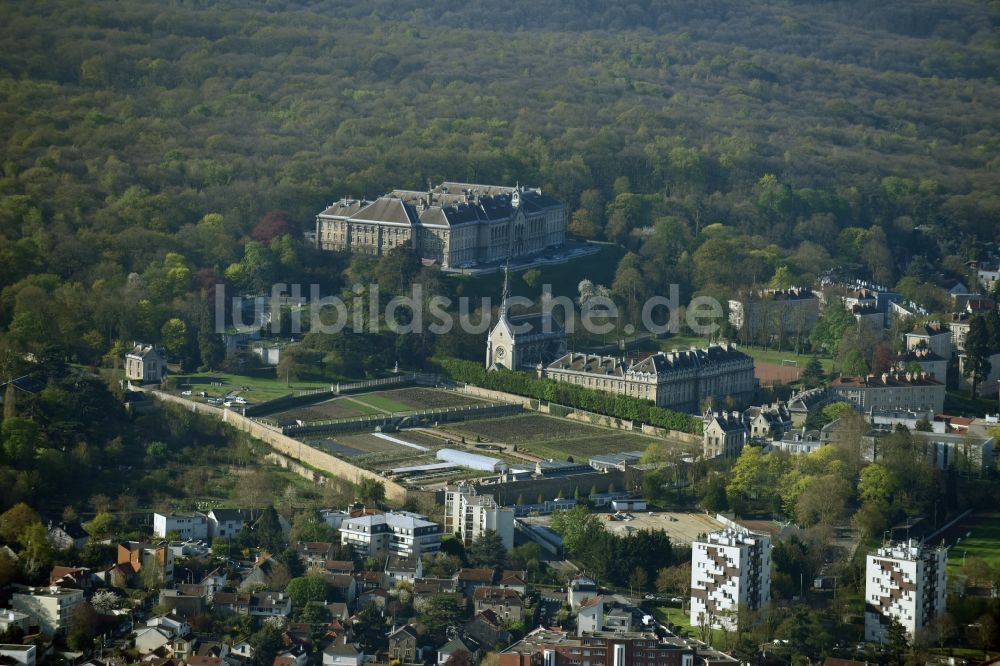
[690,527,772,630]
[444,485,515,550]
[864,539,947,643]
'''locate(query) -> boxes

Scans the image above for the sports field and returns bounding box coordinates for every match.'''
[445,413,661,460]
[942,512,1000,578]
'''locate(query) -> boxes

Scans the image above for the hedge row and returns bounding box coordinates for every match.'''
[434,356,702,435]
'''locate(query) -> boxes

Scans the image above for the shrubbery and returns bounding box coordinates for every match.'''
[434,356,702,434]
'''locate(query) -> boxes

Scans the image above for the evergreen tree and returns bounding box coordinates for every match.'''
[467,529,507,569]
[963,316,993,398]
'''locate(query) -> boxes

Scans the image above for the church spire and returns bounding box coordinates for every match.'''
[499,258,510,319]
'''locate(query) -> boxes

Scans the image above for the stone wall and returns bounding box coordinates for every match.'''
[151,391,409,502]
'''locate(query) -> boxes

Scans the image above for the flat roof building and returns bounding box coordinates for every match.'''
[690,527,771,631]
[865,540,947,643]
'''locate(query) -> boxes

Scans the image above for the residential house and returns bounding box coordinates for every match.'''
[326,575,357,608]
[125,344,168,384]
[437,635,482,666]
[577,596,603,635]
[497,570,528,595]
[384,555,423,586]
[904,322,953,359]
[567,576,599,610]
[45,521,88,551]
[206,509,250,541]
[154,513,209,541]
[387,625,420,663]
[605,607,632,633]
[11,586,84,635]
[248,592,292,623]
[187,657,224,666]
[239,557,280,592]
[273,646,309,666]
[158,586,208,617]
[464,610,510,651]
[200,568,228,600]
[320,510,350,531]
[48,566,95,592]
[473,588,524,623]
[702,411,747,459]
[134,627,174,655]
[454,568,496,598]
[323,560,355,576]
[322,638,363,666]
[118,541,175,586]
[744,403,792,441]
[296,542,337,569]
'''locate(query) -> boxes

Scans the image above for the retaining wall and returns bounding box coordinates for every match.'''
[151,391,409,502]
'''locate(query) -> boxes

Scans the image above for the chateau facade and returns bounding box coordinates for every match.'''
[541,344,756,413]
[316,182,565,268]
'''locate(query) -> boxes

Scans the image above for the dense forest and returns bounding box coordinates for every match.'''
[0,0,999,366]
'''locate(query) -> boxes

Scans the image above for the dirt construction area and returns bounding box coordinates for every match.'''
[601,510,725,545]
[526,510,725,547]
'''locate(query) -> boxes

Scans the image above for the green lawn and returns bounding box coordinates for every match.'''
[653,606,726,646]
[947,513,1000,578]
[175,371,333,404]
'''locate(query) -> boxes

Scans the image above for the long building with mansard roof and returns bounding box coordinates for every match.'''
[542,343,757,413]
[315,181,565,268]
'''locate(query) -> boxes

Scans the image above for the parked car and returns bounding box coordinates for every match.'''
[181,390,192,396]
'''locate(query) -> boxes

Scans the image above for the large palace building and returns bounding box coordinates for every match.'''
[315,182,565,269]
[542,344,757,413]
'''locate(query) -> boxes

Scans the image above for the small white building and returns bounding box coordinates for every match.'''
[610,499,647,512]
[864,540,947,643]
[0,644,36,666]
[125,343,168,384]
[153,512,209,540]
[0,610,31,634]
[690,526,771,631]
[320,509,350,531]
[206,508,249,540]
[322,638,363,666]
